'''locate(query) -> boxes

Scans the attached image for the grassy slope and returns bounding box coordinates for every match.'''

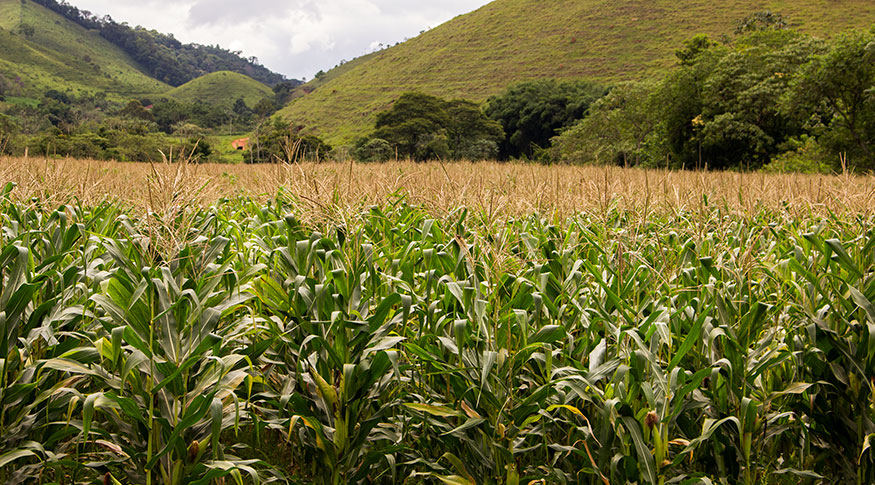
[278,0,875,146]
[0,0,169,99]
[165,71,273,107]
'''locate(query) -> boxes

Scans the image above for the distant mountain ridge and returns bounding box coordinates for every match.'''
[277,0,875,146]
[30,0,291,87]
[0,0,169,99]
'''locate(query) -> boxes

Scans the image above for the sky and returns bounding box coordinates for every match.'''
[71,0,493,81]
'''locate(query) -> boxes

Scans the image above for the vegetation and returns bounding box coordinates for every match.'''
[276,0,875,146]
[0,162,873,482]
[3,157,871,216]
[0,0,169,99]
[0,75,283,162]
[29,0,290,87]
[2,0,875,480]
[0,0,307,164]
[354,92,503,162]
[165,72,274,109]
[244,118,333,163]
[484,80,606,159]
[553,27,875,172]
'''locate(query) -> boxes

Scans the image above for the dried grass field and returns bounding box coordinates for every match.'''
[3,156,874,218]
[1,156,875,484]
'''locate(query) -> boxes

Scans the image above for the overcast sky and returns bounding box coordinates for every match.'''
[71,0,492,80]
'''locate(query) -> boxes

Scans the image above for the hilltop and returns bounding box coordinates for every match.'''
[29,0,290,87]
[277,0,875,146]
[0,0,293,104]
[166,71,273,108]
[0,0,169,99]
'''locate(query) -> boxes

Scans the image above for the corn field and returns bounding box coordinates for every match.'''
[1,169,874,484]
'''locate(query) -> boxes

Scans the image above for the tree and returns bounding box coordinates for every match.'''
[254,97,276,118]
[694,30,825,169]
[789,27,875,170]
[444,100,503,160]
[552,81,661,166]
[232,98,251,117]
[0,74,7,102]
[675,34,718,66]
[653,30,823,170]
[272,81,298,107]
[0,114,19,155]
[120,100,154,121]
[353,138,393,162]
[362,92,503,161]
[245,119,332,163]
[485,80,607,159]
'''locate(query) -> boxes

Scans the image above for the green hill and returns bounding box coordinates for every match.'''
[0,0,169,99]
[165,71,273,107]
[277,0,875,146]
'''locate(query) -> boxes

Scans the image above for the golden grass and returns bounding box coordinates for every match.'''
[2,156,874,221]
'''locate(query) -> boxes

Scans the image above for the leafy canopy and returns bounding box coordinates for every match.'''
[484,79,607,159]
[356,92,503,162]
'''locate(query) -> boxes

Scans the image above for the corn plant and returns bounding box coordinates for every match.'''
[0,184,873,485]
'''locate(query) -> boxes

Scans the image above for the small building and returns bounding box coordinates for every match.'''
[231,137,250,150]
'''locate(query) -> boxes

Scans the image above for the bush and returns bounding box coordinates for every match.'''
[24,128,213,162]
[244,119,333,163]
[761,136,836,174]
[455,139,499,161]
[353,137,393,162]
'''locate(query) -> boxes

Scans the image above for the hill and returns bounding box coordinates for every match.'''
[29,0,291,87]
[0,0,169,99]
[277,0,875,146]
[165,71,273,107]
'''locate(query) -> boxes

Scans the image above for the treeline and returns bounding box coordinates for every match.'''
[29,0,292,87]
[0,91,266,162]
[0,90,213,162]
[0,76,312,162]
[552,26,875,172]
[349,20,875,172]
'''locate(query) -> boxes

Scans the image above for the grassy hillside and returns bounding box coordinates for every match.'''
[278,0,875,146]
[165,71,273,107]
[0,0,169,99]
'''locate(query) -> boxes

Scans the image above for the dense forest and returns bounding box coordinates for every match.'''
[29,0,293,87]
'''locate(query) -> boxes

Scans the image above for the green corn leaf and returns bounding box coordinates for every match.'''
[0,449,37,468]
[667,306,709,371]
[211,397,224,460]
[825,239,862,278]
[403,403,461,417]
[440,417,486,437]
[433,475,475,485]
[530,325,565,344]
[620,416,656,485]
[82,392,100,438]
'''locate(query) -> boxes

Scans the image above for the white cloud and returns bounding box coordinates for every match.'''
[70,0,492,80]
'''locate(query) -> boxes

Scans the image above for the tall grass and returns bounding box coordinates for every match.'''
[1,157,874,219]
[0,161,874,483]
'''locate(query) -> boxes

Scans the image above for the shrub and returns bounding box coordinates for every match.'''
[353,137,394,162]
[761,136,836,173]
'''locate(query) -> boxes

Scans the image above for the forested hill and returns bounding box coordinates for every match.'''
[30,0,293,87]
